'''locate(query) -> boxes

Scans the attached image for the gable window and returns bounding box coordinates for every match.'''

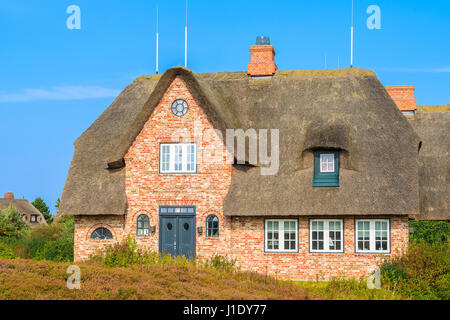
[136,214,150,237]
[90,227,113,241]
[355,219,390,253]
[313,151,340,187]
[206,215,219,237]
[159,143,197,174]
[265,219,298,253]
[310,219,344,253]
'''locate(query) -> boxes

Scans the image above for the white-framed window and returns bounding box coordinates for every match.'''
[159,143,197,174]
[265,219,298,252]
[320,153,335,173]
[355,219,390,253]
[310,219,344,253]
[30,215,37,222]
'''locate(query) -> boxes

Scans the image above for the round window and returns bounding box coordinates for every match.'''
[167,223,173,230]
[184,223,189,230]
[171,99,188,117]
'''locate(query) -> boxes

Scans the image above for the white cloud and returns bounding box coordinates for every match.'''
[0,86,120,103]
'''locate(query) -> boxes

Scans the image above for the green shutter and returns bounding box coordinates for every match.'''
[313,151,340,187]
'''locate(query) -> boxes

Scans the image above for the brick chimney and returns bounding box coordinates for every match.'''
[4,192,14,200]
[247,36,278,77]
[385,86,417,112]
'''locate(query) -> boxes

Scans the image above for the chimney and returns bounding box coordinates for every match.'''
[385,86,417,112]
[4,192,14,200]
[247,36,278,77]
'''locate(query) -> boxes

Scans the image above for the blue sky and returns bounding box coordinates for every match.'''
[1,0,449,214]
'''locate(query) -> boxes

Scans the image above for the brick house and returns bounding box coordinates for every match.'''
[0,192,47,227]
[60,39,448,280]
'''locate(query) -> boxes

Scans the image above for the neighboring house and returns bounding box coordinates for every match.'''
[60,38,448,280]
[0,192,47,227]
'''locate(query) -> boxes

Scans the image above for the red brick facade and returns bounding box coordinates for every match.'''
[386,86,417,111]
[73,76,409,281]
[247,45,278,77]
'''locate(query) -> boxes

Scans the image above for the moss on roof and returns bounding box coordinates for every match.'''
[417,105,450,112]
[134,68,376,83]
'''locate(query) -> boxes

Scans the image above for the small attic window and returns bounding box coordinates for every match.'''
[313,151,340,187]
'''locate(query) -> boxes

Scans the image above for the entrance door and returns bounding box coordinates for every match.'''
[159,206,196,259]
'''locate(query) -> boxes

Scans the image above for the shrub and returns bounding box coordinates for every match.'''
[0,242,16,259]
[409,220,449,245]
[103,236,143,267]
[380,242,449,300]
[0,206,29,238]
[17,215,74,262]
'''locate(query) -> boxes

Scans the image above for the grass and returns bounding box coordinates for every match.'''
[0,258,317,300]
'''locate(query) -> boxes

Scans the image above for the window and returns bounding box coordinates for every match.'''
[171,99,189,117]
[90,227,113,241]
[355,219,390,253]
[159,143,197,173]
[313,151,340,187]
[310,219,344,253]
[265,219,298,252]
[137,214,150,237]
[30,215,37,222]
[206,215,219,237]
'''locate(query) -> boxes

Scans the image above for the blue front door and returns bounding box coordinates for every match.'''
[159,206,196,259]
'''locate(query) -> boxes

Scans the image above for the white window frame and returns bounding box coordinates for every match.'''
[320,153,335,173]
[159,143,197,174]
[30,215,37,222]
[310,219,344,253]
[355,219,390,254]
[265,219,298,253]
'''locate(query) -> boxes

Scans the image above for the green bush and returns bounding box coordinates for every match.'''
[102,236,144,267]
[0,242,16,259]
[0,206,29,238]
[409,220,449,245]
[17,215,74,262]
[380,242,449,300]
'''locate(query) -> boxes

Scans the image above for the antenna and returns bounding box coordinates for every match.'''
[185,0,188,68]
[156,6,159,74]
[350,0,354,68]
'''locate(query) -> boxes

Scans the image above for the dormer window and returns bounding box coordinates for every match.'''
[313,150,340,187]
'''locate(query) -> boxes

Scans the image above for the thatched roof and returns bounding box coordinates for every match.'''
[60,67,421,217]
[0,198,47,225]
[410,105,450,220]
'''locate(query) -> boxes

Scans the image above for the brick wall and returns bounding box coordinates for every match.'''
[73,76,410,280]
[386,86,417,111]
[74,215,125,261]
[229,216,409,281]
[248,45,278,76]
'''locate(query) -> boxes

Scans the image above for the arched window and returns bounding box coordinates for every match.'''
[90,227,113,240]
[137,214,150,237]
[206,215,219,237]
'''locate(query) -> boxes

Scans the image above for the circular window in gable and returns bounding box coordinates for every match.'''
[171,99,189,117]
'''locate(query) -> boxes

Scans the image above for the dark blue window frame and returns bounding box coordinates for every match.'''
[313,151,340,187]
